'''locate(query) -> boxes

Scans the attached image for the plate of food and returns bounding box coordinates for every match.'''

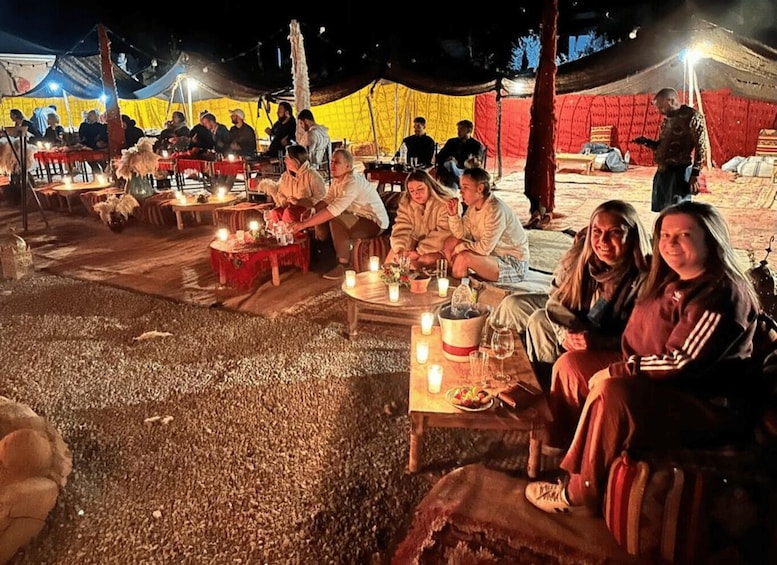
[445,386,494,412]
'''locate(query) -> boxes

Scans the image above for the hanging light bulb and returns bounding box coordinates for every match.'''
[629,27,639,40]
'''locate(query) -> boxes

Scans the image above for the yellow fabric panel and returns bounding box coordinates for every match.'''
[3,85,474,151]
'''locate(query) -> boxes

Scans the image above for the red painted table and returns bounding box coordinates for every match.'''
[209,233,309,288]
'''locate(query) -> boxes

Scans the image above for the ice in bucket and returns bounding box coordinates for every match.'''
[437,304,488,362]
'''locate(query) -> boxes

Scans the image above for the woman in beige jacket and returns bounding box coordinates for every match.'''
[266,145,326,223]
[385,169,458,269]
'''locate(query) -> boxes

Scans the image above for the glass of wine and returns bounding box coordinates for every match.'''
[491,329,515,383]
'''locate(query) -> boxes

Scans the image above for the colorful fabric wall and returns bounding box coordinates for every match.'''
[474,89,777,166]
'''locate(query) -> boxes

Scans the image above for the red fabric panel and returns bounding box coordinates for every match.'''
[475,89,777,167]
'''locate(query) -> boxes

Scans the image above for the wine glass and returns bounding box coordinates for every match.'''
[491,329,515,383]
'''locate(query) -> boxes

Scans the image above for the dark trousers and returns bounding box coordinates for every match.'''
[652,165,692,212]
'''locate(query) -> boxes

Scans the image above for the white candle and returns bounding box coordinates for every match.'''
[416,341,429,364]
[235,229,245,242]
[427,364,443,393]
[217,187,226,200]
[217,228,229,242]
[44,142,52,150]
[63,175,72,187]
[437,277,449,297]
[95,173,106,186]
[388,283,400,303]
[369,256,380,272]
[228,154,236,162]
[248,220,259,232]
[177,192,187,204]
[345,270,357,288]
[161,150,169,158]
[420,312,434,335]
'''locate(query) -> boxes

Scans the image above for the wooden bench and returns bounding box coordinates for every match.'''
[556,152,596,174]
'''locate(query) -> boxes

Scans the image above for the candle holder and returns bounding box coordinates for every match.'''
[177,192,187,205]
[420,312,434,335]
[95,173,106,186]
[235,229,245,243]
[388,282,400,303]
[248,220,259,233]
[369,256,381,272]
[217,228,229,242]
[427,364,443,393]
[345,270,357,288]
[62,175,72,187]
[416,341,429,364]
[216,187,227,200]
[437,277,449,297]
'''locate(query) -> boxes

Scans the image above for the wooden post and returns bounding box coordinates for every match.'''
[97,24,124,163]
[524,0,558,216]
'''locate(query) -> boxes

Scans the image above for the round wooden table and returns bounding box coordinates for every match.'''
[341,271,450,339]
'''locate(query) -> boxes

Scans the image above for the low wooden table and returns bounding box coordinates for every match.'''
[556,152,596,174]
[408,325,551,477]
[341,271,450,339]
[171,194,239,230]
[51,180,116,213]
[208,233,309,288]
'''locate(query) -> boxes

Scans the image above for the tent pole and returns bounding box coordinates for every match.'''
[62,89,73,131]
[367,84,380,160]
[692,70,713,169]
[177,78,187,123]
[495,81,503,182]
[187,79,194,127]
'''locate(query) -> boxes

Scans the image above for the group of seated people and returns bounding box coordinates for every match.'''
[484,198,765,518]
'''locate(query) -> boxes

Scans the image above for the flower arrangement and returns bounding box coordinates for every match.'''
[93,194,140,225]
[380,263,411,287]
[115,137,160,180]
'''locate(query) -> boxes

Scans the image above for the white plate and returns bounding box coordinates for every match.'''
[445,387,494,412]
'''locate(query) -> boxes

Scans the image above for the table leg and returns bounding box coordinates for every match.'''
[408,414,425,473]
[528,427,542,479]
[270,256,280,286]
[66,194,73,214]
[175,211,184,230]
[195,212,202,224]
[347,300,359,339]
[219,262,227,287]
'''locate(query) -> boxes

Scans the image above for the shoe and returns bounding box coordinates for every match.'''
[538,213,552,228]
[323,263,347,280]
[525,480,579,514]
[523,214,541,230]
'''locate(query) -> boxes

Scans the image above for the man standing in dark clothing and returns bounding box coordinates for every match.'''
[435,119,485,189]
[396,116,436,167]
[263,101,296,158]
[633,87,707,212]
[227,109,257,157]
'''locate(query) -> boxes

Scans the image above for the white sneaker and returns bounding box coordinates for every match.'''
[541,444,566,457]
[525,481,578,514]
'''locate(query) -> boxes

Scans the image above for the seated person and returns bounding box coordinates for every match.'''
[227,108,257,158]
[492,200,651,386]
[384,169,457,270]
[297,109,331,168]
[121,114,145,149]
[394,116,436,167]
[78,109,108,173]
[261,101,296,160]
[8,108,42,139]
[159,111,189,147]
[288,148,389,281]
[442,167,529,286]
[435,119,485,189]
[42,112,66,146]
[265,145,326,224]
[525,201,761,516]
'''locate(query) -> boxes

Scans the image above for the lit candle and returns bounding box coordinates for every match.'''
[235,229,245,242]
[437,277,449,297]
[36,141,43,149]
[345,269,357,288]
[162,150,169,158]
[388,282,400,303]
[369,256,380,272]
[62,175,72,187]
[177,192,187,204]
[248,220,259,232]
[217,228,229,242]
[95,173,106,186]
[44,142,52,150]
[427,364,443,393]
[228,154,236,162]
[217,187,226,200]
[416,341,429,364]
[420,312,434,335]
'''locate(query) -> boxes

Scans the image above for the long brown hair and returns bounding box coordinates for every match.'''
[555,200,651,309]
[401,169,455,204]
[640,201,760,306]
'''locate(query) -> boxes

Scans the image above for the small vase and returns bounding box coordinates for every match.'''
[409,274,431,294]
[107,212,125,233]
[126,173,154,200]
